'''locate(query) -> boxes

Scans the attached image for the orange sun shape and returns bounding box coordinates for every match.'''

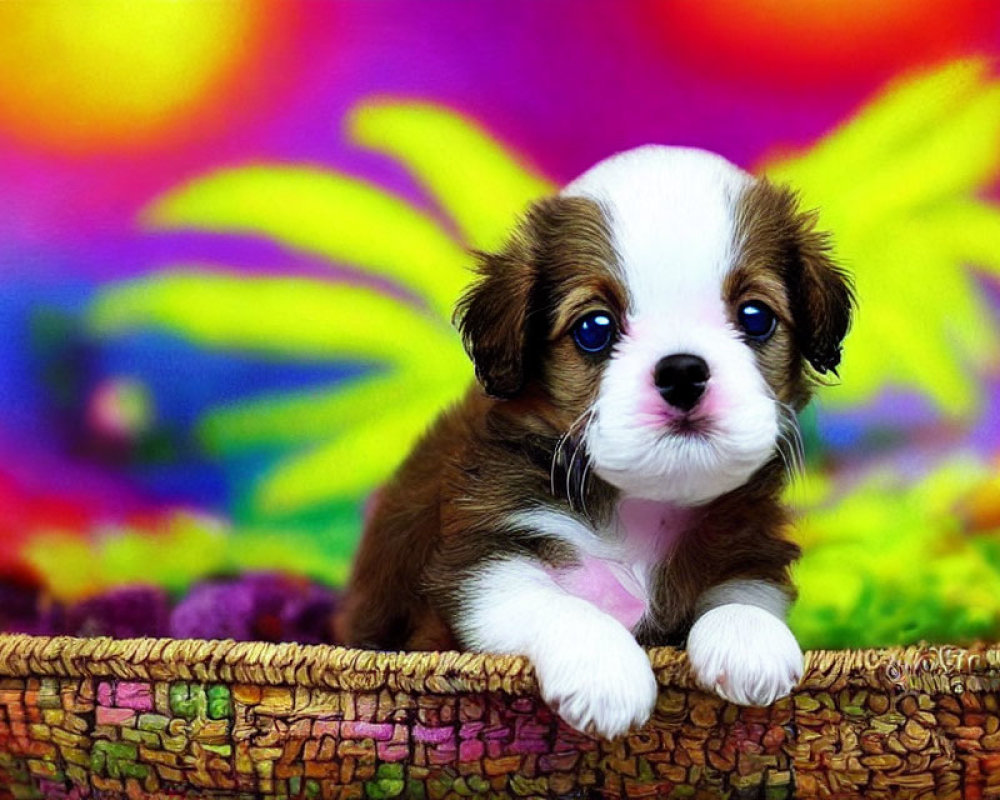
[0,0,283,156]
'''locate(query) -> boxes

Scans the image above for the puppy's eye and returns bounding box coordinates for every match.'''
[738,302,777,341]
[572,311,615,353]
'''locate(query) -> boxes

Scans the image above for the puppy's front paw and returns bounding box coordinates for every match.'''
[687,603,803,706]
[533,615,657,740]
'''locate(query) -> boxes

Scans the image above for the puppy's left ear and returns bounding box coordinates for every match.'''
[453,205,544,398]
[787,209,855,376]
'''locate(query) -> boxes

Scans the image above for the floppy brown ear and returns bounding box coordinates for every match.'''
[453,208,541,398]
[786,209,855,376]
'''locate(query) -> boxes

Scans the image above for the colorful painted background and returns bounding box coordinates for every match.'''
[3,0,1000,649]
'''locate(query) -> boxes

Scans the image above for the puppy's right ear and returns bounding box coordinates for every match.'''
[454,207,542,398]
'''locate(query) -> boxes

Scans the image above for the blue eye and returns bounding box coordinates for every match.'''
[738,302,777,341]
[573,312,615,353]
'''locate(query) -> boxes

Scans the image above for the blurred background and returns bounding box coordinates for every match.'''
[2,0,1000,649]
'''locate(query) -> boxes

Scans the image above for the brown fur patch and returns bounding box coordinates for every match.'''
[454,196,625,402]
[731,179,855,409]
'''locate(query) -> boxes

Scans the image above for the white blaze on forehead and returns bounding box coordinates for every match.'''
[561,145,753,315]
[562,146,779,505]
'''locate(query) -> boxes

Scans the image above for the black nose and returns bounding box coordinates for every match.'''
[654,354,710,412]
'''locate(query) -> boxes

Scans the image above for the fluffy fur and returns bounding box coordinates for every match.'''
[337,145,854,740]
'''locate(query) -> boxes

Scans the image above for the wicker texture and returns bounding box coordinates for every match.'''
[0,636,998,798]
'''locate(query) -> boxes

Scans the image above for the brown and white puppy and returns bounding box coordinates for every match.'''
[337,146,853,739]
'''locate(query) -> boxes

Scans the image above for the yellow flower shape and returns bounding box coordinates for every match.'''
[89,102,551,514]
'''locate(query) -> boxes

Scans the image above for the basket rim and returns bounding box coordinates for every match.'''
[1,634,998,695]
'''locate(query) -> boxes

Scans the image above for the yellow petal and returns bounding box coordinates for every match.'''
[348,100,553,252]
[769,59,990,184]
[88,269,455,364]
[142,166,471,317]
[255,402,447,514]
[200,365,469,453]
[927,201,1000,276]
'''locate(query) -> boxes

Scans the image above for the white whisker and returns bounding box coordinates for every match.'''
[552,410,592,510]
[576,412,598,520]
[775,401,805,479]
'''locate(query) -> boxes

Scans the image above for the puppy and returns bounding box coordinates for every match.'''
[337,145,853,739]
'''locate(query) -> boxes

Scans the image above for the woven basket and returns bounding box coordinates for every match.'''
[0,635,997,799]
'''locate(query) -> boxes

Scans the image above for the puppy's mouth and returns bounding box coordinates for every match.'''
[665,414,713,438]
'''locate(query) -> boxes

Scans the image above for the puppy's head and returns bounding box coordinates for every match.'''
[456,145,853,506]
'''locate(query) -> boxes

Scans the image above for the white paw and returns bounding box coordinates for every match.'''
[533,614,657,740]
[687,603,803,706]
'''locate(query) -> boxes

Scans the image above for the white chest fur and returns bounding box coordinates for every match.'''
[509,499,690,631]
